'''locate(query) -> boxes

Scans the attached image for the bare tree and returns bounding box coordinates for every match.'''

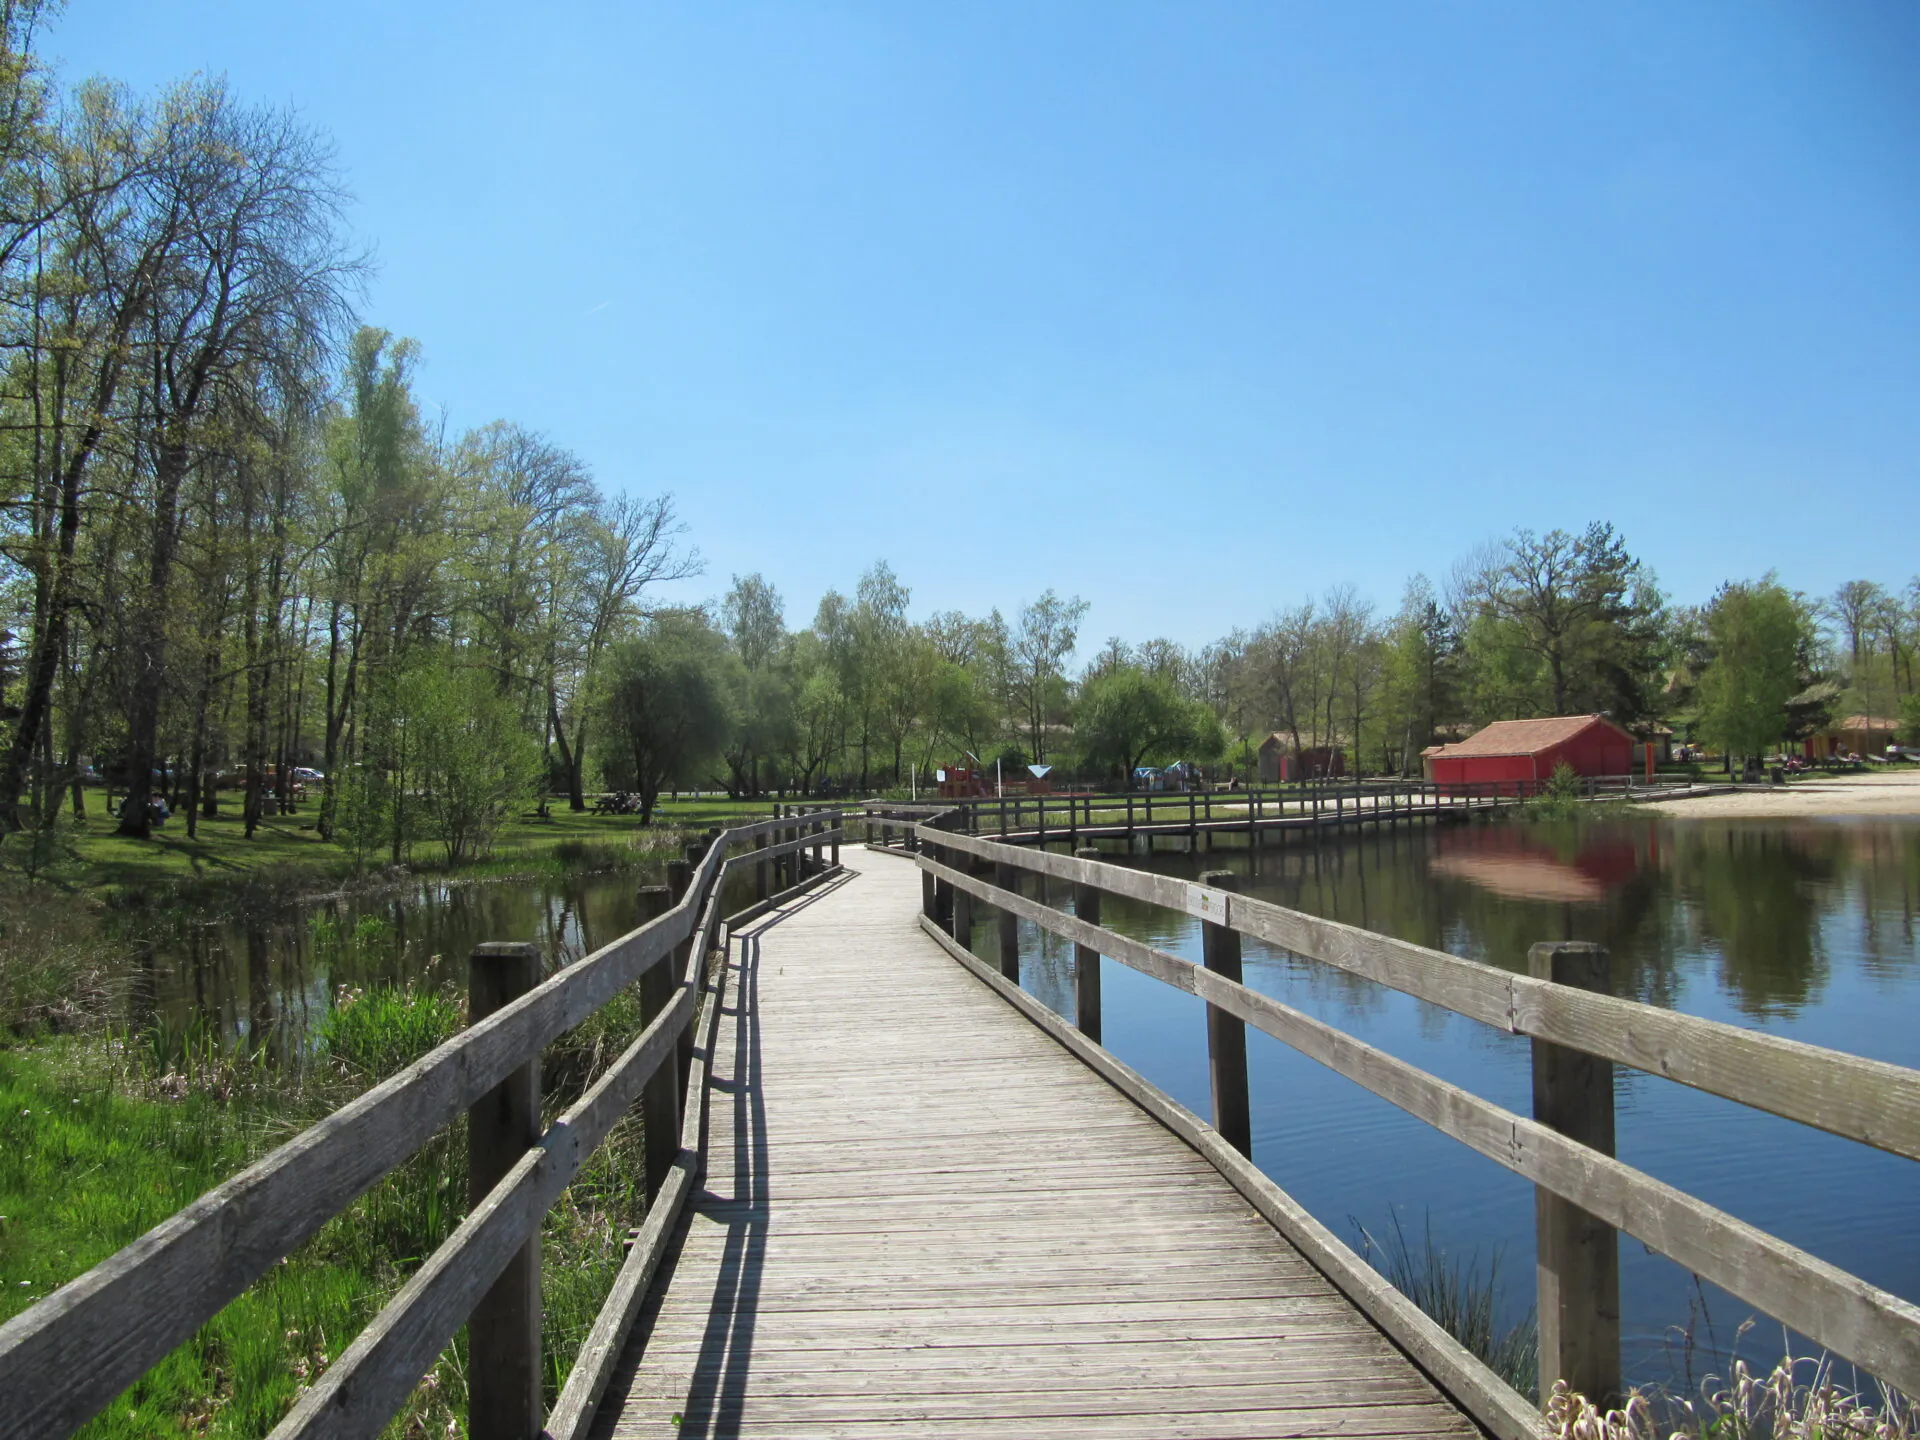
[118,80,360,836]
[1009,589,1087,763]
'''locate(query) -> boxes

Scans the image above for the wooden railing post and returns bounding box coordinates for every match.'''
[755,831,769,903]
[671,848,701,1085]
[1073,847,1102,1044]
[1529,941,1620,1411]
[1198,871,1251,1156]
[951,862,973,951]
[466,941,543,1440]
[635,884,678,1201]
[995,860,1021,983]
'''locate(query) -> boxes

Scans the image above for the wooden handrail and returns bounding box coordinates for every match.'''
[923,826,1920,1162]
[0,813,845,1440]
[913,823,1920,1403]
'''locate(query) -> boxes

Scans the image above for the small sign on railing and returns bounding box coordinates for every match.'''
[1185,883,1229,924]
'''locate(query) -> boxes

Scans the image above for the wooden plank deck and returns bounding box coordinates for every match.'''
[590,848,1484,1439]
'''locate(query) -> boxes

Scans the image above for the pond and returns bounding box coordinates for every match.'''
[122,861,770,1062]
[978,814,1920,1392]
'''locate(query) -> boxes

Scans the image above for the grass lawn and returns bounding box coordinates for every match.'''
[0,793,835,899]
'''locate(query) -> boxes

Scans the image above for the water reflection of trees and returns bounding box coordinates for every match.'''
[129,874,648,1050]
[1122,819,1920,1028]
[1665,825,1833,1017]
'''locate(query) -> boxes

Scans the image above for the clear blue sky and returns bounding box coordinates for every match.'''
[47,1,1920,648]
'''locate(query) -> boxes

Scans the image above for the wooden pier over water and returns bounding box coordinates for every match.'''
[865,777,1709,855]
[5,807,1920,1440]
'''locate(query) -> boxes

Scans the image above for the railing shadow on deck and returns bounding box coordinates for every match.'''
[667,866,853,1438]
[674,921,768,1439]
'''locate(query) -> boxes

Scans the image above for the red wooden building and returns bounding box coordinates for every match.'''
[1423,715,1635,794]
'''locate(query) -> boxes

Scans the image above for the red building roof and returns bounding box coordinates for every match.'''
[1429,715,1633,759]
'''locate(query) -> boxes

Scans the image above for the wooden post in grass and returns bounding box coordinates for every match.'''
[678,842,707,1086]
[635,885,678,1200]
[1073,847,1103,1044]
[1530,940,1620,1410]
[1198,872,1250,1156]
[466,941,542,1440]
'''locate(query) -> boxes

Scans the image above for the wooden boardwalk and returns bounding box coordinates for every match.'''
[590,849,1482,1439]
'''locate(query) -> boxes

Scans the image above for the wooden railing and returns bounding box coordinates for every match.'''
[909,817,1920,1427]
[911,776,1705,844]
[0,811,846,1440]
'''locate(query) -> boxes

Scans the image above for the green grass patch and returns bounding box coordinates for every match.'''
[0,796,799,911]
[1,961,654,1437]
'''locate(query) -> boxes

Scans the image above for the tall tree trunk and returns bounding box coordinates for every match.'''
[118,436,191,838]
[0,424,102,831]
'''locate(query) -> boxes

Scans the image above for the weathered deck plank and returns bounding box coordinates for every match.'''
[591,849,1481,1440]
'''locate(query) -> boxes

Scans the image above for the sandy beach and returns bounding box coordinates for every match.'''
[1642,769,1920,819]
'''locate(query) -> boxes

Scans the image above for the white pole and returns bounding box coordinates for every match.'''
[911,764,916,802]
[997,758,1002,798]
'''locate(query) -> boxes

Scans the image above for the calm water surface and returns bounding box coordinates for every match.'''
[127,864,763,1059]
[984,815,1920,1389]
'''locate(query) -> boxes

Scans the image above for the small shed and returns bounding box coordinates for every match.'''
[1807,715,1901,760]
[1424,715,1635,793]
[1256,733,1348,784]
[1629,721,1674,768]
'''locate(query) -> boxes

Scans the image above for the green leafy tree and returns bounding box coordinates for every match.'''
[1075,665,1223,787]
[1011,590,1088,764]
[1481,524,1664,720]
[404,656,542,864]
[595,611,735,822]
[1696,578,1811,765]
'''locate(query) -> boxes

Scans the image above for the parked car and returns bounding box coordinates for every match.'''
[292,766,324,782]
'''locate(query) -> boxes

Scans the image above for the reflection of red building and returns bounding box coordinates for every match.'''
[1424,715,1634,795]
[1428,826,1643,903]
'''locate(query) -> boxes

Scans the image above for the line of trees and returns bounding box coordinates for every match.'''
[0,9,695,861]
[593,531,1917,802]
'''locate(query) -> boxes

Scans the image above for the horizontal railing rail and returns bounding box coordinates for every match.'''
[0,811,846,1440]
[914,777,1707,843]
[911,818,1920,1414]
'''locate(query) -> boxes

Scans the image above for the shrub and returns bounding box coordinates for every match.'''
[318,984,462,1080]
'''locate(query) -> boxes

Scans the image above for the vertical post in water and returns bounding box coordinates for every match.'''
[1530,941,1620,1411]
[952,866,972,950]
[635,884,678,1199]
[1198,871,1250,1156]
[467,941,542,1440]
[995,860,1021,983]
[1073,846,1102,1044]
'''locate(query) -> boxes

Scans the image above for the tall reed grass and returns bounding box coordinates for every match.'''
[1,959,654,1437]
[1354,1210,1539,1397]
